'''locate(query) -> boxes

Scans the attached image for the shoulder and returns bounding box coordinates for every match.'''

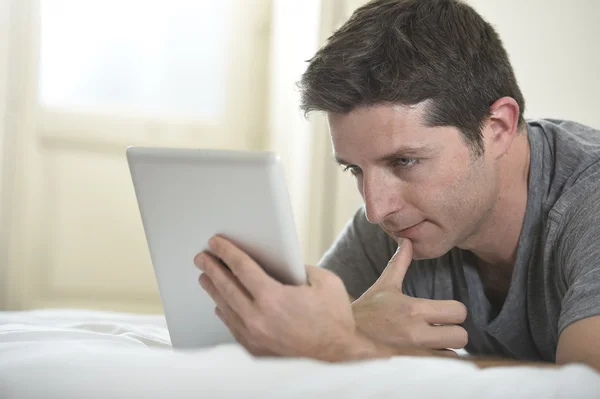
[528,118,600,216]
[528,118,600,174]
[552,171,600,283]
[528,118,600,147]
[551,167,600,224]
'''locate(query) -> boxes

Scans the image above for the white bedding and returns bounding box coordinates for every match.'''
[1,309,599,398]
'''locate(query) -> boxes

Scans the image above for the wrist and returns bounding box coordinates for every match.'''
[340,330,384,361]
[332,329,426,362]
[336,328,453,363]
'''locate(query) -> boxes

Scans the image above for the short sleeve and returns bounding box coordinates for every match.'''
[557,183,600,335]
[318,206,397,299]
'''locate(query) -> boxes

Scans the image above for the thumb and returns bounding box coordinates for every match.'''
[371,239,413,291]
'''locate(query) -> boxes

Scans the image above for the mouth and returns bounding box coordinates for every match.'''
[391,221,425,238]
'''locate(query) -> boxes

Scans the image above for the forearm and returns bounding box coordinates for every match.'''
[463,356,557,369]
[460,354,599,371]
[336,330,447,362]
[340,334,561,369]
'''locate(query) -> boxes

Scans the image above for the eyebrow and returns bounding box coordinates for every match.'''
[334,144,438,166]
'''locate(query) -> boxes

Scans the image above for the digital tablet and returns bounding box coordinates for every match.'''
[126,147,306,349]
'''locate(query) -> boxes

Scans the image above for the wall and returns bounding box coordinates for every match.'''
[467,0,600,128]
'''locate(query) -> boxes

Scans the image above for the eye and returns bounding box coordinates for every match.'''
[342,165,362,176]
[395,158,419,168]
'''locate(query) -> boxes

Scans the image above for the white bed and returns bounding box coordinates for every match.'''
[1,309,599,398]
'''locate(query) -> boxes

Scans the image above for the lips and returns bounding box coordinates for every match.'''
[387,220,425,239]
[392,221,422,233]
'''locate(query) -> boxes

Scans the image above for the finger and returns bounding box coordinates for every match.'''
[215,307,276,357]
[199,273,242,316]
[200,253,254,297]
[419,299,468,325]
[202,277,247,331]
[201,278,270,356]
[208,236,278,296]
[433,349,459,358]
[370,239,413,290]
[200,274,253,349]
[418,325,469,350]
[199,255,255,317]
[215,306,252,350]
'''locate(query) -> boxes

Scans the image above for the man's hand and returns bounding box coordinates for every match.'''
[194,236,399,361]
[352,239,469,351]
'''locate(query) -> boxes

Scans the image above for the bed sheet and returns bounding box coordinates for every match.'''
[1,309,599,399]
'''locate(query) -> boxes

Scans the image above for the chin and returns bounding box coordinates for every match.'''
[411,241,453,260]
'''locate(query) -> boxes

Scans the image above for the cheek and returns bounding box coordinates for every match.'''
[414,159,486,221]
[444,162,494,224]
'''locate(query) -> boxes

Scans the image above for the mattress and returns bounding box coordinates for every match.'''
[1,309,599,398]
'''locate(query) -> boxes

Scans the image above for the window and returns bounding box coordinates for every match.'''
[39,0,229,119]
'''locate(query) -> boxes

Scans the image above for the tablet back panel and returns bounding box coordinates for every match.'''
[127,147,305,349]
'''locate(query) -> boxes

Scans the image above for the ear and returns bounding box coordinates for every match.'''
[483,96,521,160]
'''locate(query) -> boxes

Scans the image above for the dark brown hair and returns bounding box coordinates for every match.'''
[299,0,525,155]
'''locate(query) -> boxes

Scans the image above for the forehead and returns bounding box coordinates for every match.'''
[327,103,462,162]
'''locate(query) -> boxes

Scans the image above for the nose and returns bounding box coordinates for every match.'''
[361,171,403,224]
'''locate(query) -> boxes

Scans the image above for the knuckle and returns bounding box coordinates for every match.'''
[406,302,424,318]
[386,299,417,318]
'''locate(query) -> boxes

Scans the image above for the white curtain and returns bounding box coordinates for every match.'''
[266,0,364,265]
[0,0,16,308]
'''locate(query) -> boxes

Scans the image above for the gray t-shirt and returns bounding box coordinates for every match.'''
[319,119,600,362]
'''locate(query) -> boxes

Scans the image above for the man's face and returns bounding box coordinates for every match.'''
[328,103,499,259]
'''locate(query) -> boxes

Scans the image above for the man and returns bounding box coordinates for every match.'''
[194,0,600,370]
